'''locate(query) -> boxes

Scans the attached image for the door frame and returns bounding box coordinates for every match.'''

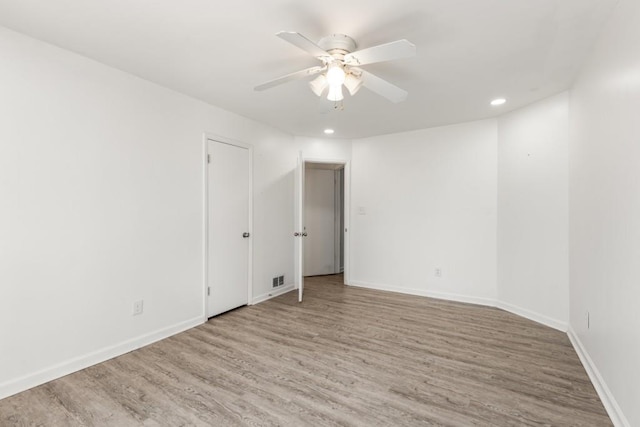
[334,168,344,274]
[202,133,253,319]
[299,156,351,286]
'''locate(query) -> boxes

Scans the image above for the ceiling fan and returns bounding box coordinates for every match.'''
[254,32,416,104]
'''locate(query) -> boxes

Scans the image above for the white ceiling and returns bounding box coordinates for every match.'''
[0,0,618,139]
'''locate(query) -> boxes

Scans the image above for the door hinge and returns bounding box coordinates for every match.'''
[207,287,210,296]
[207,154,211,164]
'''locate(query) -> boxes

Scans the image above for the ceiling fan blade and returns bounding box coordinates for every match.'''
[359,70,408,103]
[254,66,325,91]
[344,39,416,66]
[276,31,331,60]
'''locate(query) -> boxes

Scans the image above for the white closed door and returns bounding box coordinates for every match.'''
[207,139,251,317]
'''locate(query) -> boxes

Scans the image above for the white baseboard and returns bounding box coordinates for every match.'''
[251,284,295,305]
[348,280,496,307]
[349,281,568,332]
[496,301,567,332]
[567,328,630,427]
[0,316,204,401]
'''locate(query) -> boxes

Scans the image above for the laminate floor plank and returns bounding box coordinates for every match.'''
[0,274,611,426]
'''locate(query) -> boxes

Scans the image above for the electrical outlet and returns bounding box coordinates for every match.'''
[133,300,144,316]
[435,268,442,277]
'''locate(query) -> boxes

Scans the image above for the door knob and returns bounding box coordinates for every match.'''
[294,232,300,236]
[242,232,250,238]
[302,232,307,237]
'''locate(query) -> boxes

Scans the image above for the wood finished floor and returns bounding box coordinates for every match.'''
[0,274,611,426]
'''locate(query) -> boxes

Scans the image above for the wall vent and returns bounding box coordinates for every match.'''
[272,275,285,288]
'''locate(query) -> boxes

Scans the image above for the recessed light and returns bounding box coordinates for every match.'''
[491,98,507,106]
[324,128,335,135]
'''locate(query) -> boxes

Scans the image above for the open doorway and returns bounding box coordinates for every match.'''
[294,155,349,302]
[304,162,345,279]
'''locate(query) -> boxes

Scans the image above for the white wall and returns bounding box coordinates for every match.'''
[295,136,352,161]
[350,120,498,303]
[568,0,640,424]
[0,26,297,399]
[497,92,569,330]
[304,168,336,276]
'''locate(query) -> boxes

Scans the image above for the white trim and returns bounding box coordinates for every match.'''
[203,133,254,317]
[567,328,630,427]
[202,137,209,318]
[303,156,350,164]
[204,132,253,151]
[251,284,296,305]
[343,161,351,285]
[333,168,342,274]
[349,281,568,332]
[496,300,567,332]
[349,280,496,307]
[0,316,203,401]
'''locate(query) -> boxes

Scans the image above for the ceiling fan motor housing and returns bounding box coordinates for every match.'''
[318,34,357,58]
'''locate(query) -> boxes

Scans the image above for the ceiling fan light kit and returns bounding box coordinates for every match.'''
[344,73,363,96]
[309,74,328,97]
[255,31,416,105]
[326,62,346,101]
[327,85,344,102]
